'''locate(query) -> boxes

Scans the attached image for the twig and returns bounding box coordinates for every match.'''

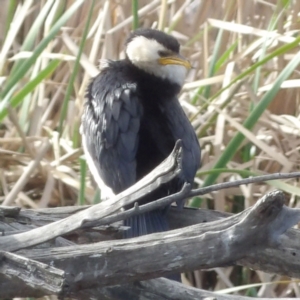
[189,171,300,197]
[81,182,191,229]
[83,171,300,229]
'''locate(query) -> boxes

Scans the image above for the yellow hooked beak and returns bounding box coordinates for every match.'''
[158,54,192,69]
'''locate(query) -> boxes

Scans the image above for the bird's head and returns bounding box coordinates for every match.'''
[125,28,191,86]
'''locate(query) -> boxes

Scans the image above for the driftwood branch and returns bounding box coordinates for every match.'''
[1,142,300,299]
[0,140,183,252]
[3,201,300,280]
[1,190,300,299]
[17,191,300,284]
[190,171,300,197]
[0,251,64,298]
[69,278,296,300]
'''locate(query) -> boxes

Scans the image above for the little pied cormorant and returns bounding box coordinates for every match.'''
[81,28,201,238]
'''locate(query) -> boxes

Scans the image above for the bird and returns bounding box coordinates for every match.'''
[81,28,201,239]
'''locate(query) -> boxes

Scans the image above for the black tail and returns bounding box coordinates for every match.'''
[123,210,181,282]
[123,210,168,238]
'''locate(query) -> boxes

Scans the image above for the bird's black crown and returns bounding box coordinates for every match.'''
[125,28,180,54]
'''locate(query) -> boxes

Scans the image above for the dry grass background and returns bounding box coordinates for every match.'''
[1,0,300,298]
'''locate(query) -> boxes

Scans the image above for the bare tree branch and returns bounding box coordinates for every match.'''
[0,190,297,299]
[72,278,296,300]
[190,171,300,197]
[2,143,300,299]
[0,140,183,252]
[0,251,64,298]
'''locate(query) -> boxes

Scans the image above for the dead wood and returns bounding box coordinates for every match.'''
[1,143,300,299]
[0,190,300,299]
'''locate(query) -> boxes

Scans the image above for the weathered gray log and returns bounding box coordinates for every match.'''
[72,278,296,300]
[1,190,300,299]
[2,194,300,280]
[169,206,300,278]
[2,140,300,299]
[0,191,296,295]
[0,193,300,299]
[0,140,183,252]
[0,251,65,298]
[1,263,296,300]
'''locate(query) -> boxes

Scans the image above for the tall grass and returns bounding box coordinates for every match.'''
[1,0,300,297]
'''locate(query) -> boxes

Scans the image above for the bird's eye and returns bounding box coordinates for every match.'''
[158,50,171,57]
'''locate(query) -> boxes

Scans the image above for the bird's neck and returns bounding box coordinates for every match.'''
[128,62,182,100]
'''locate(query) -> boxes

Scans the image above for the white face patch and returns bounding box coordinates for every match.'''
[126,36,187,86]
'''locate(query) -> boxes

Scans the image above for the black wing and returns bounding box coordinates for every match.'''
[163,98,201,183]
[81,61,142,194]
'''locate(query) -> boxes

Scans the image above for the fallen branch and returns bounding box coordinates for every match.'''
[0,190,298,299]
[0,140,183,251]
[71,278,296,300]
[2,142,300,299]
[0,251,64,298]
